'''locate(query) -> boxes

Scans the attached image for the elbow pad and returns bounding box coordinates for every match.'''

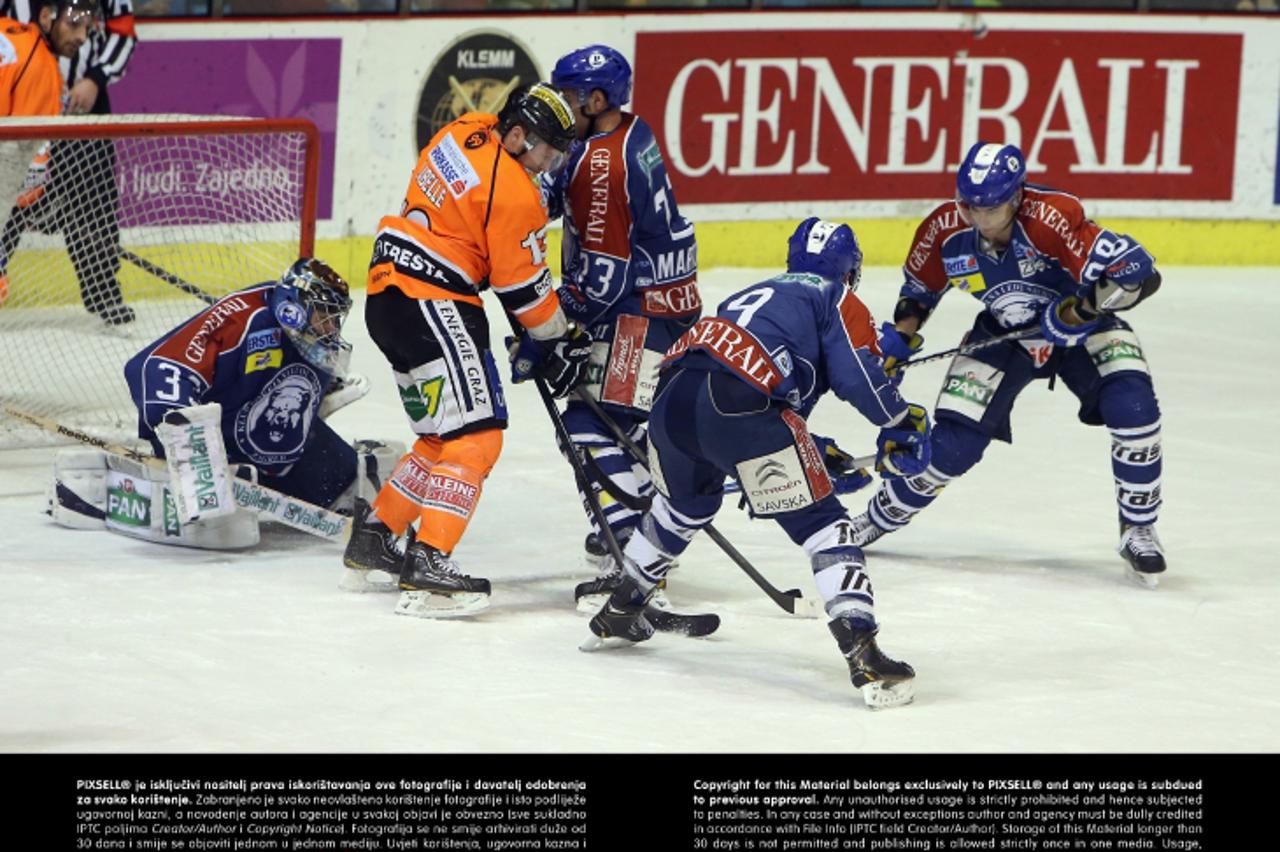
[893,297,933,327]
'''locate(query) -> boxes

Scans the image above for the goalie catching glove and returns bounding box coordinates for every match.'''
[812,435,873,495]
[876,404,932,478]
[507,323,592,398]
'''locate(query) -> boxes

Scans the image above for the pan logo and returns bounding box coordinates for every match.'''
[416,32,543,154]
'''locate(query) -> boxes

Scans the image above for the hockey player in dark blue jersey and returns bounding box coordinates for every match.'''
[581,218,931,710]
[123,256,360,507]
[850,142,1167,587]
[541,44,703,610]
[43,259,390,550]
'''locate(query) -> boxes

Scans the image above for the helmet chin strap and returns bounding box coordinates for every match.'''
[578,89,611,137]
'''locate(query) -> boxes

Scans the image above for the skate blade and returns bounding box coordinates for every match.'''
[576,593,608,615]
[338,568,399,593]
[860,679,915,710]
[579,633,641,652]
[1125,567,1161,590]
[394,590,490,619]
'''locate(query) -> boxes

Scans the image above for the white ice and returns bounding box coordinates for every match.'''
[2,267,1277,753]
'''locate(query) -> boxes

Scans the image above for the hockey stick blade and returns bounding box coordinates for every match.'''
[570,387,815,617]
[646,606,721,637]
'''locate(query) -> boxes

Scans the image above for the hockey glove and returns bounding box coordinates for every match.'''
[876,404,932,479]
[1040,293,1099,348]
[878,321,923,386]
[507,323,592,399]
[812,435,873,495]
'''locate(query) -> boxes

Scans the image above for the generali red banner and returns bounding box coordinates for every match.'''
[633,29,1240,204]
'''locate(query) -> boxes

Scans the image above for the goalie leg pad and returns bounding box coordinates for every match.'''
[49,448,108,530]
[103,456,258,549]
[154,403,236,524]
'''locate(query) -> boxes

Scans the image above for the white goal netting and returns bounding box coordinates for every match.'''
[0,115,317,448]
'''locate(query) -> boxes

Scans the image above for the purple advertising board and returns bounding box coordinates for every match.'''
[112,39,341,223]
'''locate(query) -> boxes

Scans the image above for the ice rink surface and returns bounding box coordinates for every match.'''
[2,267,1277,754]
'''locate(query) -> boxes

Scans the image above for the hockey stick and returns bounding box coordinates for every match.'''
[502,321,632,575]
[120,249,219,306]
[571,387,821,618]
[898,326,1040,372]
[3,406,349,543]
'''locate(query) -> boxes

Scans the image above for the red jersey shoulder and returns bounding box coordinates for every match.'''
[1016,186,1098,267]
[903,201,968,290]
[837,290,881,356]
[151,289,271,375]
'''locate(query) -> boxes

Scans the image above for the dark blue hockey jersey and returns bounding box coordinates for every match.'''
[665,272,908,427]
[544,112,700,327]
[123,283,337,475]
[901,186,1157,331]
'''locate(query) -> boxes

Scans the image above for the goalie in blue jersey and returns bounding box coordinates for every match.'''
[581,218,932,711]
[48,259,401,550]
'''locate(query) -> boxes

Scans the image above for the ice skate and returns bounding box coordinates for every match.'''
[93,303,136,326]
[575,532,673,613]
[580,575,655,651]
[339,498,404,593]
[829,618,915,710]
[1118,523,1166,589]
[394,541,491,618]
[849,511,889,548]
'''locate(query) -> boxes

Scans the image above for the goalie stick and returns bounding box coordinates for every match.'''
[571,387,822,619]
[121,249,220,306]
[4,406,350,543]
[505,320,719,638]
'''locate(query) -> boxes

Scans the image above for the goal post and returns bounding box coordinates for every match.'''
[0,115,321,449]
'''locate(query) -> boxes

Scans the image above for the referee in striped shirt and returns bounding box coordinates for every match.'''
[1,1,138,324]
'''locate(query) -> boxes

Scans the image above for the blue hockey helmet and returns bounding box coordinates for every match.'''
[271,258,353,372]
[786,217,863,290]
[956,142,1026,208]
[551,45,633,111]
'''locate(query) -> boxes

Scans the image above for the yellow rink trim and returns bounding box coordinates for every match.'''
[4,220,1273,310]
[320,218,1280,287]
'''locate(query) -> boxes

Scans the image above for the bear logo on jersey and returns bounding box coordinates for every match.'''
[235,365,323,466]
[987,282,1057,327]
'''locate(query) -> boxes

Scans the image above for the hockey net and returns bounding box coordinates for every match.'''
[0,115,318,449]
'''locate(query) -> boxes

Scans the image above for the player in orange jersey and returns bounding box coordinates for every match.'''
[342,83,590,618]
[0,1,106,311]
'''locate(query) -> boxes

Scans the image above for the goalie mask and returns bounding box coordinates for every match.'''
[786,217,863,291]
[271,258,353,375]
